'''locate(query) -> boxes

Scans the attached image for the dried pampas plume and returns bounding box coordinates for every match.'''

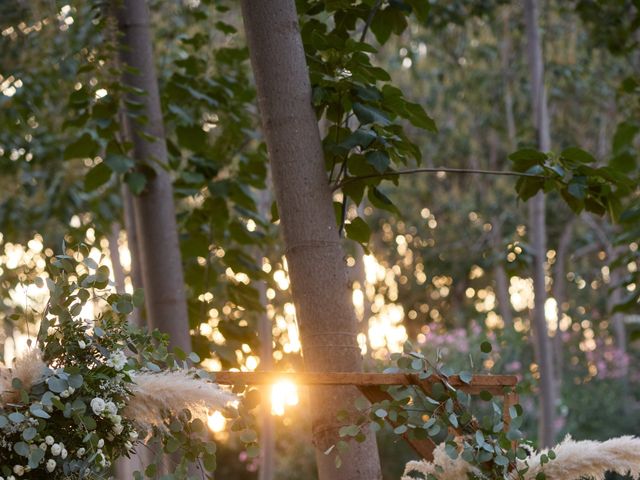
[123,371,235,433]
[402,435,640,480]
[0,348,46,404]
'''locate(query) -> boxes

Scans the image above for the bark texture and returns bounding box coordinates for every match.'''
[524,0,556,448]
[240,2,382,478]
[114,0,191,351]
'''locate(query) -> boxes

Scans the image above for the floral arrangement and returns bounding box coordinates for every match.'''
[402,435,640,480]
[0,254,238,479]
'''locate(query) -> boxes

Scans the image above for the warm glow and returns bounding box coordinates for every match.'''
[271,380,299,416]
[207,410,227,433]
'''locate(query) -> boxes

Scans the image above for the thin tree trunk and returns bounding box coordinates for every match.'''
[122,185,145,328]
[501,8,517,150]
[552,219,574,388]
[524,0,556,448]
[114,0,191,352]
[256,190,275,480]
[108,223,127,293]
[491,218,513,330]
[240,2,382,479]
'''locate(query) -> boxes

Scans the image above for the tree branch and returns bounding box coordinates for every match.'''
[332,167,547,192]
[359,0,384,43]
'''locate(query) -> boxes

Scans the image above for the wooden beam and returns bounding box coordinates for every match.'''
[214,371,517,391]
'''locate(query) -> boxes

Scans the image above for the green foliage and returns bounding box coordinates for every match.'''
[298,0,437,249]
[509,146,636,220]
[333,343,545,479]
[0,251,261,478]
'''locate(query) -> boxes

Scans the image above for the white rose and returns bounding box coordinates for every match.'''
[129,430,139,441]
[12,466,23,476]
[90,397,106,415]
[45,436,54,446]
[113,423,124,435]
[78,340,86,349]
[39,443,46,450]
[61,449,67,459]
[50,444,61,456]
[60,389,70,398]
[105,401,117,415]
[97,438,104,448]
[46,459,56,472]
[76,447,85,457]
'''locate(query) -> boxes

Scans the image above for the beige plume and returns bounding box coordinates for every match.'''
[0,347,46,405]
[402,436,640,480]
[123,371,235,432]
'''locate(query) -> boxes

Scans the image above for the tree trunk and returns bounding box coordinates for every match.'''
[491,218,513,330]
[108,223,127,293]
[256,189,275,480]
[122,185,145,328]
[114,0,191,352]
[240,2,382,479]
[524,0,556,448]
[500,8,517,150]
[552,219,574,389]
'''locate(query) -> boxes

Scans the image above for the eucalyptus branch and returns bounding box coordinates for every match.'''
[332,167,548,192]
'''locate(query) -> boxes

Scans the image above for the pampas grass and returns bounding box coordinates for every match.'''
[402,435,640,480]
[0,348,46,404]
[123,371,235,432]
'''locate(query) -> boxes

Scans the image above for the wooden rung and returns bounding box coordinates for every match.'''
[214,371,517,392]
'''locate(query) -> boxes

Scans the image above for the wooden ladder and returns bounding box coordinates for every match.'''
[214,371,519,461]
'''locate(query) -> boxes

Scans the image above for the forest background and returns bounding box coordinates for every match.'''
[0,0,639,479]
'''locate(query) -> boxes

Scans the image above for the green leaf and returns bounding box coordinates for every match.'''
[561,147,596,164]
[125,171,147,195]
[14,441,30,457]
[353,102,391,126]
[459,371,472,384]
[64,132,100,160]
[345,217,371,244]
[365,150,390,173]
[84,162,112,192]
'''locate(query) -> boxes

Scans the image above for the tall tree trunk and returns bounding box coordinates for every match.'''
[114,0,191,352]
[491,218,513,330]
[240,2,382,479]
[524,0,556,448]
[500,7,517,150]
[108,223,127,293]
[256,189,275,480]
[552,220,574,388]
[122,185,145,327]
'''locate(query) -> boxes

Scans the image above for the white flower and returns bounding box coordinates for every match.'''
[46,460,56,472]
[91,397,106,415]
[68,387,75,394]
[50,444,61,456]
[113,423,124,435]
[39,443,46,450]
[78,340,86,349]
[106,350,127,371]
[129,430,139,441]
[12,466,23,476]
[45,436,54,446]
[124,441,133,451]
[97,438,104,449]
[111,414,121,425]
[105,401,117,415]
[60,389,70,398]
[76,448,85,458]
[8,476,16,480]
[61,448,67,459]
